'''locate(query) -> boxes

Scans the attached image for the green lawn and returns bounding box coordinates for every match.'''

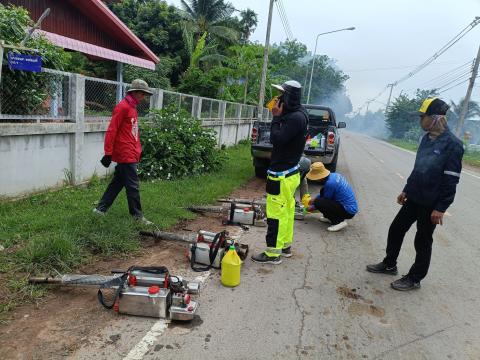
[389,138,480,168]
[0,143,254,317]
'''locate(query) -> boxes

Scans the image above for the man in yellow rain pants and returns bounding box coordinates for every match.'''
[252,81,308,264]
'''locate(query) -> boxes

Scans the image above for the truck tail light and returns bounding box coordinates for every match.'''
[251,127,258,143]
[327,132,335,146]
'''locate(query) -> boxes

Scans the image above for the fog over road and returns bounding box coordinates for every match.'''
[71,131,480,360]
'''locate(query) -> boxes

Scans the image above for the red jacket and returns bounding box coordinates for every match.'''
[104,95,142,163]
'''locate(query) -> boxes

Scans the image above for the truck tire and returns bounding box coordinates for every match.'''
[326,153,338,172]
[255,166,267,178]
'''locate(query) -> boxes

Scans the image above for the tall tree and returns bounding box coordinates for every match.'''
[180,0,239,43]
[448,98,480,131]
[385,89,438,138]
[109,0,187,85]
[235,9,258,43]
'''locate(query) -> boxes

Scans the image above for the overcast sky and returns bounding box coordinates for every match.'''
[168,0,480,112]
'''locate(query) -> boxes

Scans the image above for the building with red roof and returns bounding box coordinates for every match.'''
[5,0,159,70]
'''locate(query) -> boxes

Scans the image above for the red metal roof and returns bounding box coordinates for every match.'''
[8,0,159,69]
[67,0,159,65]
[36,30,156,70]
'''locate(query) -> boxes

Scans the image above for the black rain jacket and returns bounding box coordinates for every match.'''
[403,128,464,212]
[269,91,308,172]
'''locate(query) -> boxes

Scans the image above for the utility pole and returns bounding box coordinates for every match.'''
[456,45,480,138]
[385,83,395,113]
[365,100,371,114]
[257,0,275,121]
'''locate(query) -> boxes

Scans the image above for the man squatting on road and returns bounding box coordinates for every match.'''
[367,98,464,291]
[305,162,358,232]
[93,79,153,225]
[252,80,308,265]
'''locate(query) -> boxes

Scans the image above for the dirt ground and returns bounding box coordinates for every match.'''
[0,177,266,360]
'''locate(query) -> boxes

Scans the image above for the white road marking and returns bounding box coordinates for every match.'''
[123,320,168,360]
[379,159,385,163]
[395,173,405,180]
[462,170,480,180]
[123,271,211,359]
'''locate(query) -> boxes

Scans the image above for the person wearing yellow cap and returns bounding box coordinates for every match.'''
[367,97,464,291]
[305,162,358,231]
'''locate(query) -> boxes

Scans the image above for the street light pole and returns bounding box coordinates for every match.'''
[257,0,275,121]
[306,27,355,104]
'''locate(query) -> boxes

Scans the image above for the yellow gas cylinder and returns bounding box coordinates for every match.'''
[221,245,242,287]
[301,193,311,208]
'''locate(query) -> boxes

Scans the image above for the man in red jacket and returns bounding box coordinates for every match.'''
[93,79,152,225]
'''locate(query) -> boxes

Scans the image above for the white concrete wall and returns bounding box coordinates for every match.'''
[0,120,253,198]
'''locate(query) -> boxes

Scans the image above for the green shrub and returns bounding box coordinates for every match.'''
[139,108,224,180]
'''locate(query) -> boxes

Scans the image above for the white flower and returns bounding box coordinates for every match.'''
[148,138,151,142]
[168,146,171,150]
[147,172,151,176]
[159,166,163,170]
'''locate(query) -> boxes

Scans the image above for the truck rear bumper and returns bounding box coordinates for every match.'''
[252,147,335,165]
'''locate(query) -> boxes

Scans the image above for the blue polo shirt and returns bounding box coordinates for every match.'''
[321,173,358,215]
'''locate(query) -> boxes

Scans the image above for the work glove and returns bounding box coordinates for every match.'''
[100,155,112,168]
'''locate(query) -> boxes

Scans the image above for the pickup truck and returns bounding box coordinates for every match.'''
[250,105,346,177]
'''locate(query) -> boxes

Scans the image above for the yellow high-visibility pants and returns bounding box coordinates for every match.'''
[264,172,300,257]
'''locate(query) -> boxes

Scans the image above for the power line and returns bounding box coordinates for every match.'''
[358,17,480,111]
[411,60,473,90]
[392,17,480,86]
[438,78,471,94]
[434,70,472,90]
[439,75,480,94]
[275,0,293,40]
[277,0,293,39]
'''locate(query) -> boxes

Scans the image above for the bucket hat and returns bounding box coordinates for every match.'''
[306,162,330,181]
[126,79,153,95]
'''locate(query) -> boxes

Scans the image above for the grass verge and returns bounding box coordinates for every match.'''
[0,143,254,318]
[388,138,480,168]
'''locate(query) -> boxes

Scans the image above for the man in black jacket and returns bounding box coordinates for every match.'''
[252,80,308,264]
[367,98,464,290]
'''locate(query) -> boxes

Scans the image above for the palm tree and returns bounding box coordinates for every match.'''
[448,98,480,130]
[180,0,238,43]
[238,9,258,42]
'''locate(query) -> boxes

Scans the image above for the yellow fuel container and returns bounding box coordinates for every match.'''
[221,245,242,287]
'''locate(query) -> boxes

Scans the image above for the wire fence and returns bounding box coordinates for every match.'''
[0,68,270,124]
[0,68,71,122]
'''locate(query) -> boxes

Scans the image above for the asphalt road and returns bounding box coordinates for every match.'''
[72,131,480,360]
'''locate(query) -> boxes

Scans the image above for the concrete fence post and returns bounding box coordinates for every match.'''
[151,89,164,110]
[196,97,203,119]
[218,101,227,147]
[70,73,85,185]
[234,104,242,144]
[191,96,199,118]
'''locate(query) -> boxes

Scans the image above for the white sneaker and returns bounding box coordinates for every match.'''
[327,221,348,232]
[93,208,105,216]
[136,216,153,226]
[318,216,331,223]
